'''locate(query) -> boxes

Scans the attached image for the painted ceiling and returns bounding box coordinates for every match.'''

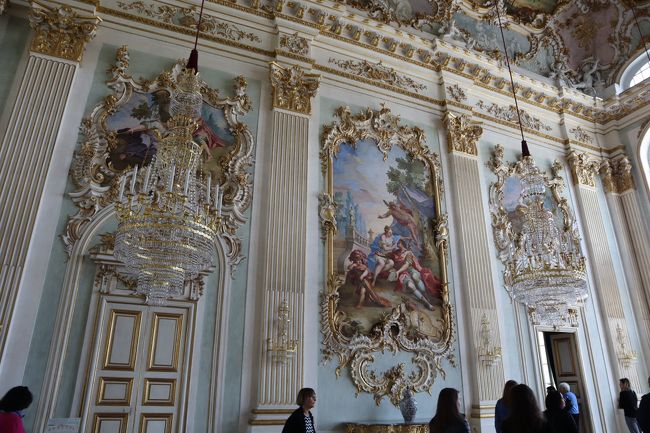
[345,0,650,95]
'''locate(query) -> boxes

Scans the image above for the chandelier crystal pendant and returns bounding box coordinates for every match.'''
[492,1,588,327]
[503,158,588,326]
[113,0,222,305]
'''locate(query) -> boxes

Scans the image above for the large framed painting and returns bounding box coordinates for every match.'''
[319,106,454,406]
[65,46,254,270]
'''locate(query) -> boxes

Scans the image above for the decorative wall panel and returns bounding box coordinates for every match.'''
[320,105,453,406]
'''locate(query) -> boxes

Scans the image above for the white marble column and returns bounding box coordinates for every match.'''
[444,112,506,431]
[249,62,319,429]
[567,151,643,390]
[600,156,650,378]
[0,1,99,361]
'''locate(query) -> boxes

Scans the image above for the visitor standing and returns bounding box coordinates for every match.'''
[282,388,317,433]
[502,384,552,433]
[619,378,641,433]
[544,390,577,433]
[495,380,518,433]
[635,376,649,433]
[559,382,580,432]
[428,388,470,433]
[0,386,32,433]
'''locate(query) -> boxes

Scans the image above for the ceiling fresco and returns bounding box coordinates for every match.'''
[343,0,650,95]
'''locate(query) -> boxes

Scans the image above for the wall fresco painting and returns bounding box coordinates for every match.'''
[332,138,444,340]
[106,90,235,172]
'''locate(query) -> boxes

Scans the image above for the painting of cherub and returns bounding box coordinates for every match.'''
[106,90,235,173]
[333,138,444,340]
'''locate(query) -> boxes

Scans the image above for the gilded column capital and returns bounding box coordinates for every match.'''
[443,112,482,156]
[600,156,635,194]
[567,150,600,187]
[269,62,320,115]
[29,1,101,62]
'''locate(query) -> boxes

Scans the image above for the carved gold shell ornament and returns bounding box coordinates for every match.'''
[320,105,455,406]
[65,46,255,275]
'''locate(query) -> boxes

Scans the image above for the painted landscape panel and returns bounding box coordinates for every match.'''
[332,138,445,341]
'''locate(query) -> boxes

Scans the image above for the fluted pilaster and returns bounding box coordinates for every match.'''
[567,151,643,390]
[0,54,75,358]
[445,112,505,430]
[249,63,318,428]
[600,157,650,376]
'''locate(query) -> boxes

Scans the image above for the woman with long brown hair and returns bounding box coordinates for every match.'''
[495,380,517,433]
[429,388,470,433]
[502,384,552,433]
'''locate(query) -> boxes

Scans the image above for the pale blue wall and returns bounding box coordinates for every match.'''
[0,14,29,117]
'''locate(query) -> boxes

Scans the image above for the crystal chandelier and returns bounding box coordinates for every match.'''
[114,0,223,305]
[493,1,588,326]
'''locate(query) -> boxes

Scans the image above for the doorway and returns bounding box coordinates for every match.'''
[537,331,592,433]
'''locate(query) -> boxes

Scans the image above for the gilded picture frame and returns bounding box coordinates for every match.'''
[319,105,454,406]
[64,46,255,274]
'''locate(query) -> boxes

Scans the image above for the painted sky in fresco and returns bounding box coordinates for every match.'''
[334,139,406,236]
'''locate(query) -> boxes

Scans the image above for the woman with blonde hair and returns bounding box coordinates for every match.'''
[282,388,317,433]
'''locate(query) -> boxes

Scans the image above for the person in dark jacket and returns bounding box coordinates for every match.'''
[637,376,650,433]
[282,388,316,433]
[429,388,470,433]
[544,390,578,433]
[619,378,641,433]
[502,384,553,433]
[495,380,518,433]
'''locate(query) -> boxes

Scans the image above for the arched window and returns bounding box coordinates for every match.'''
[630,61,650,87]
[619,53,650,92]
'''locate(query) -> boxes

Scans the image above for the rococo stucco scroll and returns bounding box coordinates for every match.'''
[65,46,255,275]
[320,105,454,406]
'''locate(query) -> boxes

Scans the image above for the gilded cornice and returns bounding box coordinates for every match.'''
[29,1,101,62]
[269,62,320,114]
[567,151,601,188]
[600,156,635,194]
[443,112,482,156]
[98,5,274,57]
[84,0,650,133]
[313,64,444,106]
[327,57,426,91]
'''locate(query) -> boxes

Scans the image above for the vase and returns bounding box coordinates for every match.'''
[399,389,417,423]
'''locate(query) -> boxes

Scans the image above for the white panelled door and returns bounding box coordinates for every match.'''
[81,296,193,433]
